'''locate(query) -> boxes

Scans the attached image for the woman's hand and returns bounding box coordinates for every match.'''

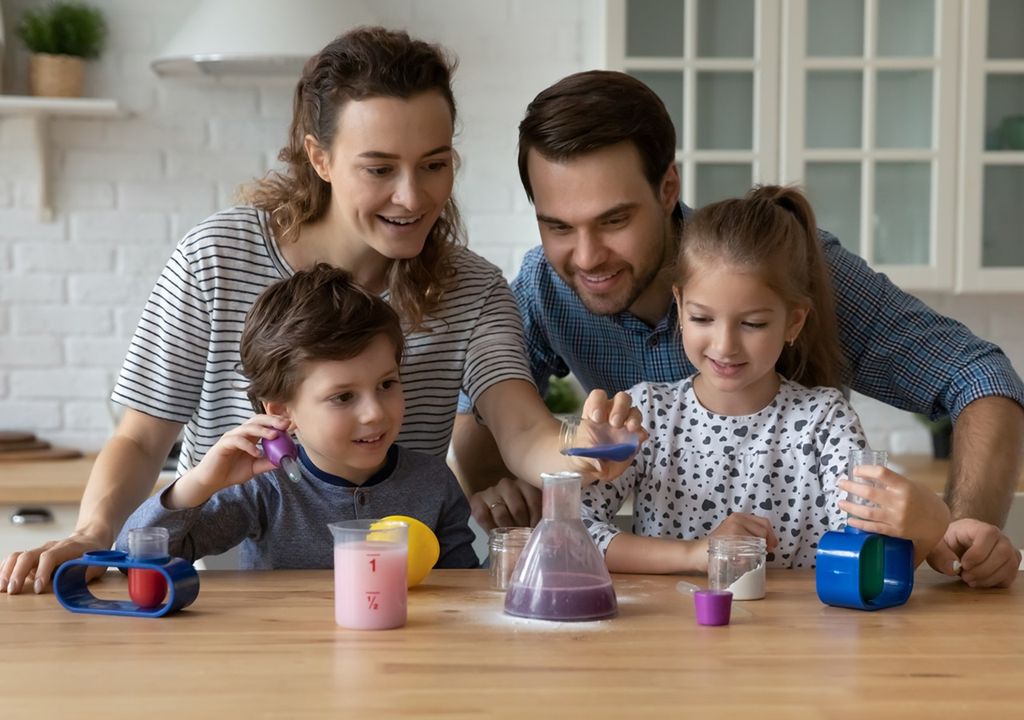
[570,389,648,483]
[1,531,109,595]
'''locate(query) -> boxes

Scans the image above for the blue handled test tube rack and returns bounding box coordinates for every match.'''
[54,550,200,618]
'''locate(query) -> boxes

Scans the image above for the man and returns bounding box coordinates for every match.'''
[454,70,1024,588]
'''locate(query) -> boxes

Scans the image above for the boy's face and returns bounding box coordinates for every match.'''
[276,334,404,484]
[526,141,679,324]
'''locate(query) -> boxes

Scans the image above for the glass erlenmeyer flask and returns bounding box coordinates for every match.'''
[504,471,617,621]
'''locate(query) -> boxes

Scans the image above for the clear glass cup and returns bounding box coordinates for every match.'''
[489,526,532,591]
[559,416,640,462]
[328,519,408,630]
[847,448,888,518]
[707,535,767,600]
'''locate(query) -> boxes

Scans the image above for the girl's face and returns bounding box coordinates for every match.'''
[675,261,807,416]
[269,334,405,484]
[307,91,455,263]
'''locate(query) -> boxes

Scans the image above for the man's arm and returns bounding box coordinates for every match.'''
[946,395,1024,524]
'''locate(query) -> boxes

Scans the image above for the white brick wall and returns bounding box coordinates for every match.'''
[0,0,1022,453]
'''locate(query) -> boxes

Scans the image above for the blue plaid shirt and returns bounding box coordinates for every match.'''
[507,204,1024,422]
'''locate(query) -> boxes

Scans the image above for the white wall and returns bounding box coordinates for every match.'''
[0,0,1021,454]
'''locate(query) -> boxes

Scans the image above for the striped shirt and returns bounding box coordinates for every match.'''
[513,204,1024,422]
[112,206,533,477]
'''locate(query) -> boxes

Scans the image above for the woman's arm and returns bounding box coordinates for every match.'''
[474,379,643,487]
[0,409,181,594]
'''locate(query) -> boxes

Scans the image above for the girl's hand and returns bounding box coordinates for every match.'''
[688,513,778,572]
[838,466,951,555]
[170,415,291,507]
[572,389,648,482]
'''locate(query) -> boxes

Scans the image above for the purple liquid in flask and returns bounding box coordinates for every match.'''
[503,472,617,622]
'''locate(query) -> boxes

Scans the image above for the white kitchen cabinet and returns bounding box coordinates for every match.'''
[606,0,1024,293]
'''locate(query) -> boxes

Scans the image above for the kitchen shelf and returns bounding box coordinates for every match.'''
[0,95,124,221]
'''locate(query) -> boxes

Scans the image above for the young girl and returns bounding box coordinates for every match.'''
[3,26,640,594]
[581,185,951,572]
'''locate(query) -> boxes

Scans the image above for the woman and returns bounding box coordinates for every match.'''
[1,27,640,594]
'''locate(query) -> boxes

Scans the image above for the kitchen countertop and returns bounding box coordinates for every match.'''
[1,454,1022,506]
[0,454,174,505]
[1,568,1021,717]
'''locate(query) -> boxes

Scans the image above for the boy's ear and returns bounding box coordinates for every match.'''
[303,134,331,183]
[262,399,290,420]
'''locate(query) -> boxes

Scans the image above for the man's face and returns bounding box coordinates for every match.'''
[527,142,678,319]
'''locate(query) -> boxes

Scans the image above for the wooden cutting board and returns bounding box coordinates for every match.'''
[0,440,50,453]
[0,431,38,444]
[0,447,83,462]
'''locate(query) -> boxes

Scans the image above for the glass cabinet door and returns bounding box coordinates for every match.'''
[606,0,780,208]
[781,0,958,291]
[957,0,1024,291]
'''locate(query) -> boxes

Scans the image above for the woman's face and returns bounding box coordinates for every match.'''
[310,91,455,261]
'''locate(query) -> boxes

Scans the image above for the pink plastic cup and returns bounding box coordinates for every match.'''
[329,519,408,630]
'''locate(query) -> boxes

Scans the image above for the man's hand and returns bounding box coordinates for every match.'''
[927,518,1020,588]
[469,477,542,532]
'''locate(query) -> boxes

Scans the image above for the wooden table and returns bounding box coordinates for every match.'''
[2,569,1021,718]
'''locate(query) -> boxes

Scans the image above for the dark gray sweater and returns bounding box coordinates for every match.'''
[115,445,479,570]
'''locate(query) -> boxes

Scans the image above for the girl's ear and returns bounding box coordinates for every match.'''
[659,164,681,213]
[786,305,810,344]
[303,134,331,183]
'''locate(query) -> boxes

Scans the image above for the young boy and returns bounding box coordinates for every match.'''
[115,264,479,570]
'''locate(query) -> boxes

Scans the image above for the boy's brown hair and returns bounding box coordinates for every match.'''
[239,264,404,411]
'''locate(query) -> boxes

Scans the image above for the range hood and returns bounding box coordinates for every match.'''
[152,0,374,77]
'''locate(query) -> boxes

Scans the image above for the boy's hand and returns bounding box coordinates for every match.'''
[572,389,648,483]
[167,415,290,509]
[838,466,951,555]
[929,518,1020,588]
[687,512,779,572]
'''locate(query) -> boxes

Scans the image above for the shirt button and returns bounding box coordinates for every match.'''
[647,336,659,348]
[357,493,368,506]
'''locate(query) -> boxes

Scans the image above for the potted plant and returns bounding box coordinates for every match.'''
[544,376,583,415]
[15,1,106,98]
[915,413,953,460]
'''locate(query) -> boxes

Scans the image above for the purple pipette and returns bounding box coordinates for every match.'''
[262,433,302,483]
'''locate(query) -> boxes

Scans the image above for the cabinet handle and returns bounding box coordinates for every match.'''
[10,508,54,525]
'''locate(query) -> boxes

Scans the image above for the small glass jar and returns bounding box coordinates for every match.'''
[707,535,767,600]
[488,526,532,590]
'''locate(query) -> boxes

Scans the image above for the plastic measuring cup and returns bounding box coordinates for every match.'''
[328,519,408,630]
[559,416,639,462]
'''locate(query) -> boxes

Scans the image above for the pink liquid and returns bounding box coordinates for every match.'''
[334,541,408,630]
[504,572,618,621]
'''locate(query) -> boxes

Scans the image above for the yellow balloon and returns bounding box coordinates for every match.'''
[372,515,440,587]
